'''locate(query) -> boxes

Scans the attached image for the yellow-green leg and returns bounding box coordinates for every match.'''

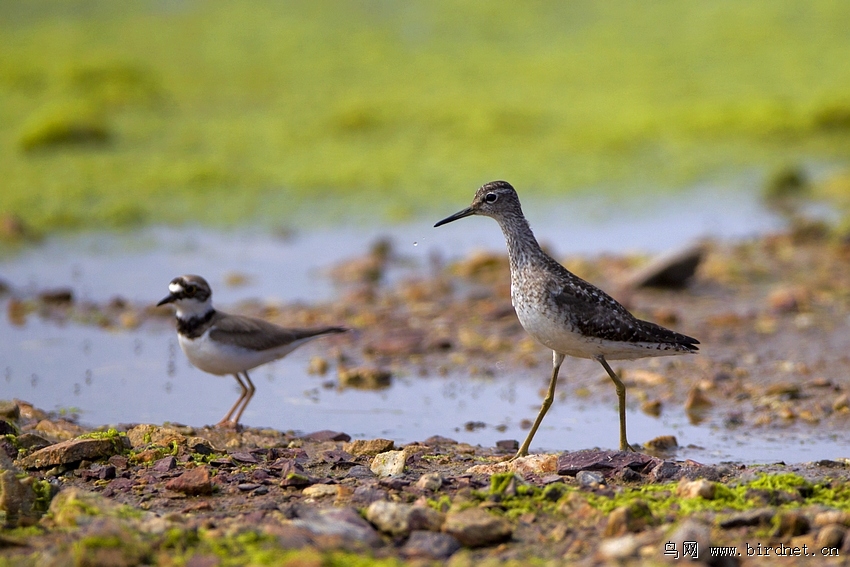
[596,355,636,452]
[513,351,565,460]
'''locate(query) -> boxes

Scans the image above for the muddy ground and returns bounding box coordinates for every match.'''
[2,225,850,566]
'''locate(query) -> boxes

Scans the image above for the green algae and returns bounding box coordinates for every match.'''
[2,1,850,234]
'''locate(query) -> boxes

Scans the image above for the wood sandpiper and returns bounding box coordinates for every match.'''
[435,181,699,458]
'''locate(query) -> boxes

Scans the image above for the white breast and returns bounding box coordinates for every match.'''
[178,330,312,375]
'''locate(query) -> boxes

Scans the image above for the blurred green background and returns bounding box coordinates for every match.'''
[2,0,850,234]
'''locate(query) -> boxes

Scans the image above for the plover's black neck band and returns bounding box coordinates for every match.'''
[177,309,216,339]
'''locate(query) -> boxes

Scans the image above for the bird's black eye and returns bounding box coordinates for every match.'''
[186,285,197,295]
[484,192,498,203]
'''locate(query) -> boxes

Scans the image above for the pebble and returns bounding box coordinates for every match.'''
[302,484,339,499]
[0,401,20,420]
[604,502,653,537]
[816,524,846,550]
[237,483,261,492]
[719,508,775,529]
[301,430,351,443]
[164,466,213,496]
[416,472,444,492]
[576,470,604,488]
[648,461,681,482]
[365,500,444,536]
[370,450,406,477]
[152,456,177,473]
[343,438,395,456]
[290,507,382,549]
[18,436,129,469]
[402,530,461,560]
[443,508,512,547]
[466,454,558,476]
[773,511,810,537]
[676,478,716,500]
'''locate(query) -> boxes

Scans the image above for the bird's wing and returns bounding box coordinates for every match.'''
[209,312,347,351]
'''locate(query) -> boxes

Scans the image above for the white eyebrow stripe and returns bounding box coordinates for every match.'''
[169,283,183,294]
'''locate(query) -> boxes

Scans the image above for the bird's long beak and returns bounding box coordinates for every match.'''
[157,293,177,307]
[434,206,475,227]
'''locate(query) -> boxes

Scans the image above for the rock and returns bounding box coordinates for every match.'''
[676,478,716,500]
[466,454,558,476]
[648,461,681,482]
[0,400,20,420]
[604,502,653,537]
[576,470,604,488]
[416,472,444,491]
[684,386,713,411]
[1,452,49,527]
[643,435,678,453]
[558,450,658,476]
[343,438,395,456]
[337,367,392,390]
[278,460,315,487]
[152,456,177,473]
[127,424,186,449]
[18,435,129,469]
[667,519,712,560]
[164,466,214,496]
[495,439,519,452]
[719,508,775,529]
[34,419,86,441]
[302,484,339,499]
[302,430,351,442]
[371,450,406,477]
[15,433,50,452]
[624,244,703,289]
[814,510,850,527]
[290,507,382,548]
[443,508,512,547]
[402,530,461,560]
[773,511,810,537]
[597,533,648,561]
[229,451,258,464]
[365,500,443,536]
[47,487,123,528]
[816,524,846,550]
[187,437,216,455]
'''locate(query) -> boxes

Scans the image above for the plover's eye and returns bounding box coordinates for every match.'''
[484,192,498,203]
[186,285,197,294]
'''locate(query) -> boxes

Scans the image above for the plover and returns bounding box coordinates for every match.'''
[435,181,699,458]
[157,274,347,426]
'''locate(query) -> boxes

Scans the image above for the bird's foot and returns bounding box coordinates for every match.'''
[215,419,240,430]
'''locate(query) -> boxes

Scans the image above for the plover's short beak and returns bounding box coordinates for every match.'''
[434,206,475,227]
[157,293,177,307]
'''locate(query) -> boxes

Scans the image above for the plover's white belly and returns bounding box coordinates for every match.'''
[178,331,308,375]
[515,300,686,361]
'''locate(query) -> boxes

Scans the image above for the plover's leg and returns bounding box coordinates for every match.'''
[218,373,249,426]
[231,372,256,425]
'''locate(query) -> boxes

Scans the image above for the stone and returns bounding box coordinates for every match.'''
[302,484,339,499]
[648,461,681,482]
[152,456,177,473]
[495,440,519,452]
[719,508,775,529]
[371,450,406,477]
[165,466,214,496]
[604,502,653,537]
[290,507,382,548]
[127,424,186,449]
[15,433,50,452]
[597,534,645,561]
[343,438,395,456]
[466,454,558,476]
[443,508,512,547]
[402,530,462,560]
[365,500,444,536]
[0,452,47,527]
[816,524,845,550]
[667,519,711,559]
[773,511,810,537]
[337,367,392,390]
[301,430,351,443]
[0,400,20,420]
[34,419,86,441]
[576,470,604,488]
[416,472,444,491]
[676,478,716,500]
[18,436,129,469]
[624,244,703,289]
[557,450,658,476]
[814,511,850,527]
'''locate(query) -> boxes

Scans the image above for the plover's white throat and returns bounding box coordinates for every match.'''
[157,274,347,426]
[435,181,699,459]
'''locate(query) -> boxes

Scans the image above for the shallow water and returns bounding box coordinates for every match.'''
[1,184,841,463]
